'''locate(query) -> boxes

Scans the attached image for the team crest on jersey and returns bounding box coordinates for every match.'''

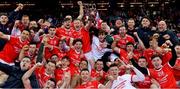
[158,71,165,77]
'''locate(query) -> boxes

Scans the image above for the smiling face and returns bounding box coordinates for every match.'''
[158,21,167,32]
[48,27,56,37]
[98,33,106,42]
[80,70,90,83]
[119,26,127,37]
[127,19,135,29]
[95,61,104,71]
[138,58,148,68]
[61,57,70,68]
[115,19,123,28]
[126,44,134,52]
[28,44,36,54]
[79,60,88,70]
[141,18,150,28]
[21,15,30,26]
[151,56,162,70]
[29,21,37,28]
[101,22,108,30]
[45,61,56,74]
[74,41,82,52]
[50,55,58,62]
[63,20,71,29]
[20,30,30,42]
[73,20,81,30]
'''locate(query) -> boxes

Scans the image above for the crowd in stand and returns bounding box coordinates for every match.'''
[0,1,180,89]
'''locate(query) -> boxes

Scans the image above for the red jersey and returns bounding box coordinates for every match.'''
[161,51,172,65]
[173,58,180,81]
[143,48,172,68]
[67,48,81,68]
[76,80,100,89]
[143,48,155,68]
[24,51,36,65]
[24,51,36,60]
[44,46,66,60]
[0,36,29,63]
[113,34,135,49]
[56,27,74,44]
[118,65,127,75]
[17,22,26,32]
[72,27,91,53]
[35,67,54,88]
[148,63,177,88]
[132,50,142,62]
[136,75,151,88]
[55,67,75,82]
[40,35,60,47]
[91,69,106,84]
[119,49,129,64]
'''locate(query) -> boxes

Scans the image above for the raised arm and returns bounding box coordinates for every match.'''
[85,19,93,31]
[130,58,148,75]
[33,29,44,42]
[77,1,84,20]
[134,32,146,50]
[126,64,145,82]
[8,3,23,23]
[111,37,120,54]
[22,63,42,89]
[18,45,29,61]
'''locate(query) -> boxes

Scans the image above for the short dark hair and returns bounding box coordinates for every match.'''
[138,56,147,61]
[22,15,29,18]
[47,60,56,65]
[141,16,151,23]
[49,25,56,28]
[61,56,70,61]
[63,18,71,22]
[175,43,180,47]
[128,18,135,21]
[126,42,134,46]
[98,30,107,36]
[80,68,89,73]
[109,63,118,68]
[29,41,37,45]
[23,29,31,34]
[80,59,88,65]
[95,59,103,64]
[151,55,162,60]
[73,38,83,45]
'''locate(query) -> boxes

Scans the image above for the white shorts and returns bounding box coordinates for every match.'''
[0,59,14,66]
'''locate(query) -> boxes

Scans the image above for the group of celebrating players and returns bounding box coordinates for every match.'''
[0,1,179,89]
